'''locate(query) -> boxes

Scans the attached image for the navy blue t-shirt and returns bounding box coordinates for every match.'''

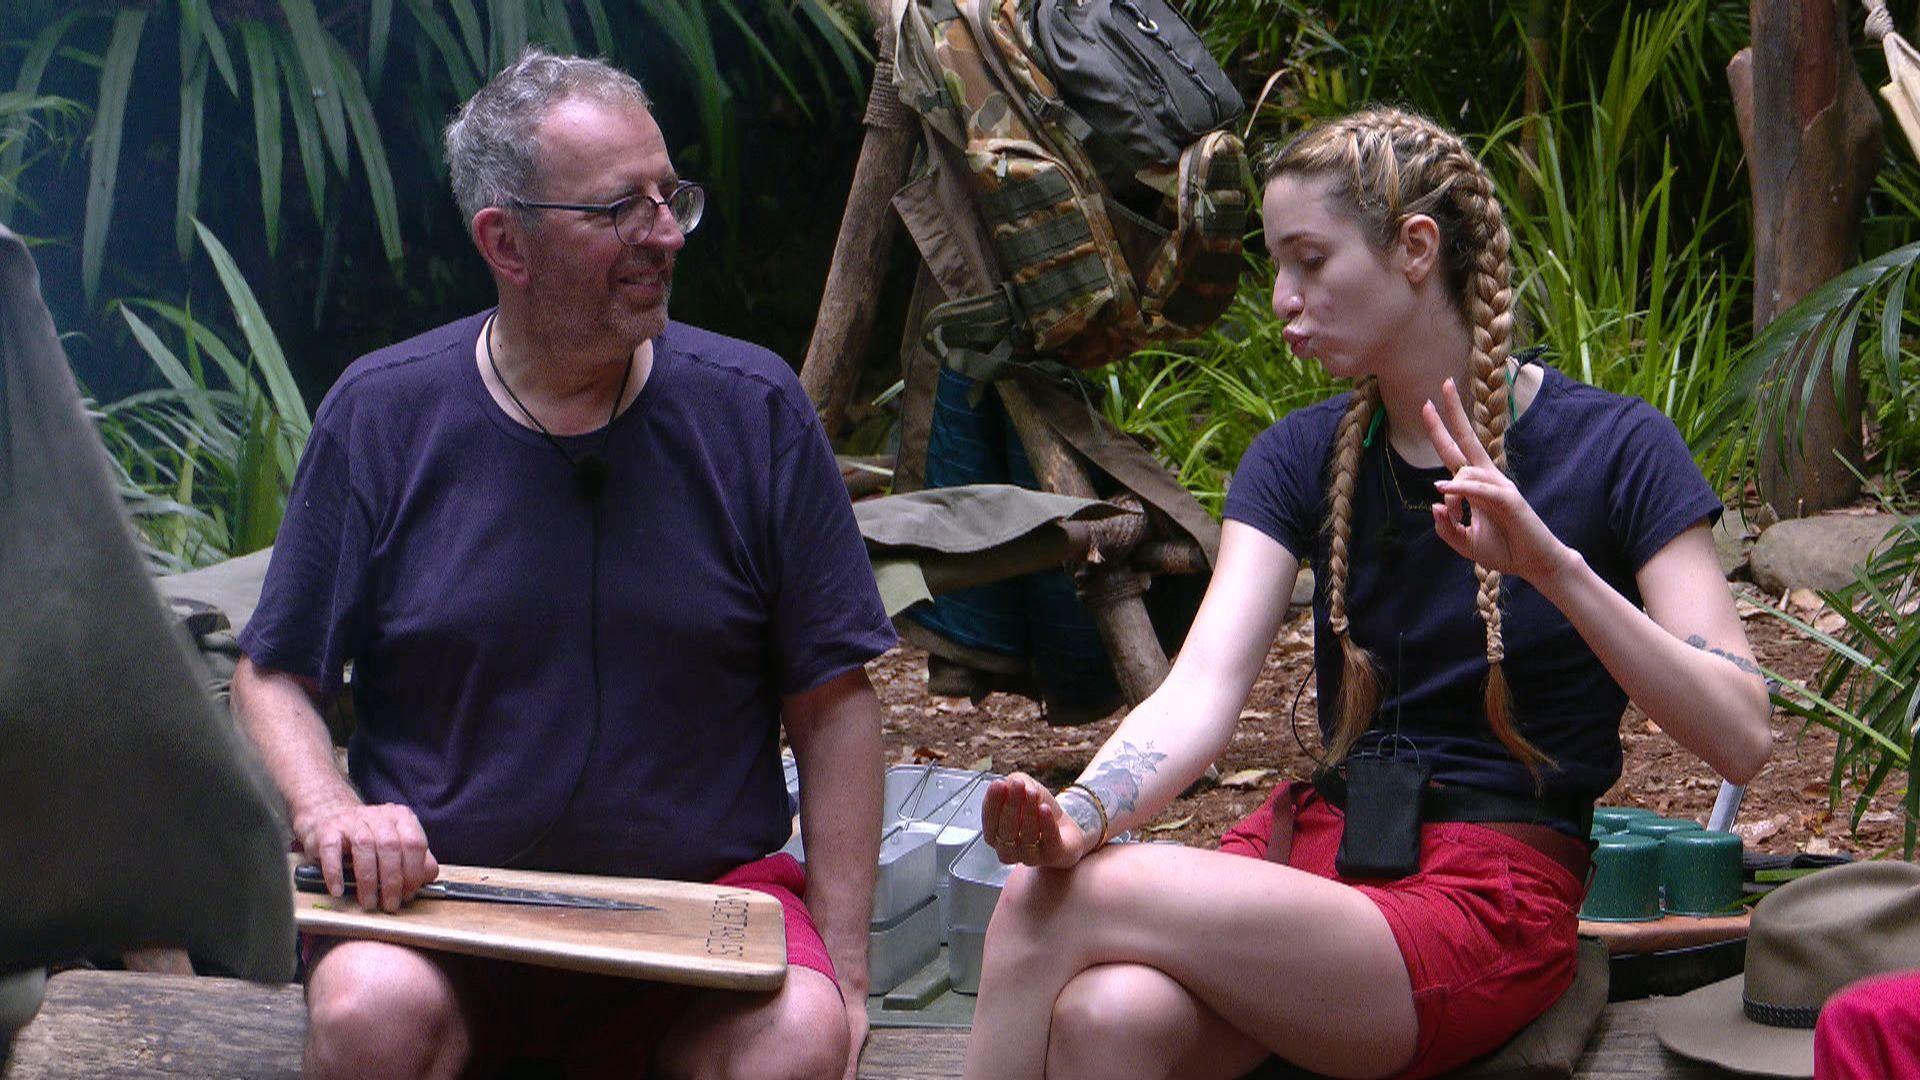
[1224,361,1722,812]
[239,313,896,881]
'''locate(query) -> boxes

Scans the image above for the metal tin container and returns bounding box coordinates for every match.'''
[868,893,941,994]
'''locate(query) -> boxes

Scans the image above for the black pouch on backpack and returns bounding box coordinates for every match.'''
[1333,754,1431,881]
[1028,0,1246,174]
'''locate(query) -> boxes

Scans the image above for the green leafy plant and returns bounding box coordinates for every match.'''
[1762,517,1920,855]
[100,220,310,569]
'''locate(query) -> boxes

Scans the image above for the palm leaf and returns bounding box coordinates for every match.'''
[174,49,209,261]
[274,30,329,222]
[239,22,285,254]
[277,0,351,174]
[118,304,222,437]
[187,0,239,96]
[536,0,580,55]
[581,0,616,56]
[1692,241,1920,461]
[711,0,814,121]
[488,0,529,75]
[449,0,487,74]
[403,0,481,99]
[324,36,402,265]
[192,219,311,436]
[124,298,251,392]
[368,0,395,91]
[82,7,147,308]
[1,10,84,223]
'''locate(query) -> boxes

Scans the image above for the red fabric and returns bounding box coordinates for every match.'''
[1815,970,1920,1080]
[300,851,834,1072]
[1219,783,1584,1080]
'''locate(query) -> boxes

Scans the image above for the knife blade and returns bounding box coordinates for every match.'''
[293,863,658,911]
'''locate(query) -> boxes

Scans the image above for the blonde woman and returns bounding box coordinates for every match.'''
[962,108,1773,1080]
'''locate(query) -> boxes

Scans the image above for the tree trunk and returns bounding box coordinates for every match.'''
[798,1,920,440]
[1730,0,1882,517]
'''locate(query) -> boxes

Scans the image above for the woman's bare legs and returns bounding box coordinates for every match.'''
[1045,963,1272,1080]
[962,844,1418,1080]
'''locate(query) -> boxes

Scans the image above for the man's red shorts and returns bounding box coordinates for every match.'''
[1219,782,1585,1079]
[300,852,834,1072]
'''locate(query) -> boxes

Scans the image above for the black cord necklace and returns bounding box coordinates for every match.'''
[483,313,632,500]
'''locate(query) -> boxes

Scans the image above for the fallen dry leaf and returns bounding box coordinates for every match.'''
[1145,813,1196,832]
[1240,709,1272,721]
[968,755,993,773]
[1786,589,1824,616]
[1805,836,1837,856]
[1218,768,1275,789]
[1733,815,1787,843]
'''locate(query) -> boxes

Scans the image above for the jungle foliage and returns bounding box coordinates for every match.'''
[1,0,870,567]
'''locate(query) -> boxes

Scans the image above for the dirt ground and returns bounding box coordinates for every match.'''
[867,582,1907,857]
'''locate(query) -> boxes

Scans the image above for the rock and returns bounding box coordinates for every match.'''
[1291,567,1315,609]
[1712,509,1759,579]
[1749,512,1903,594]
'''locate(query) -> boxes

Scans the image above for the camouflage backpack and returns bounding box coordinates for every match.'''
[892,0,1250,375]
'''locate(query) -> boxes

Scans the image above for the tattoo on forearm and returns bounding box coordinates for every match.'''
[1685,635,1766,681]
[1056,789,1103,838]
[1081,741,1167,818]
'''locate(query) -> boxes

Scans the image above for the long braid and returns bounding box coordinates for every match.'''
[1265,106,1554,780]
[1324,376,1382,763]
[1450,146,1554,782]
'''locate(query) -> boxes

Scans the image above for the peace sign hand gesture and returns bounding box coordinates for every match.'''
[1421,379,1579,586]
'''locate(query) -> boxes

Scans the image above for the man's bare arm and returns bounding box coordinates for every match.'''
[231,655,437,911]
[782,666,884,1080]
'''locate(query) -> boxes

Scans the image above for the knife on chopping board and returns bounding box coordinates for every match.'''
[293,863,659,911]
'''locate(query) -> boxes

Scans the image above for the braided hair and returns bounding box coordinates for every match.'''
[1262,107,1552,779]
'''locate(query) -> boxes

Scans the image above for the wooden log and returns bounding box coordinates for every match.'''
[3,970,306,1079]
[1730,0,1883,516]
[799,2,921,439]
[997,381,1172,707]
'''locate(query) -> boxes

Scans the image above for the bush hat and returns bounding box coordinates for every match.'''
[1655,860,1920,1076]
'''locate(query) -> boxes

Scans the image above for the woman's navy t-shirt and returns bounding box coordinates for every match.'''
[1223,361,1722,813]
[239,313,896,881]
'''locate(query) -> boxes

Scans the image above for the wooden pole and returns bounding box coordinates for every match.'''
[1729,0,1882,517]
[998,380,1172,708]
[798,2,920,439]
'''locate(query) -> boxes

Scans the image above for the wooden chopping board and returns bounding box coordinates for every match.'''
[1578,912,1750,955]
[292,860,786,990]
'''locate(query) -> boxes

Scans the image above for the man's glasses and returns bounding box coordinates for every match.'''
[508,181,705,246]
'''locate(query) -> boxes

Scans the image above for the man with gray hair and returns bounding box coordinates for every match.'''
[232,47,891,1079]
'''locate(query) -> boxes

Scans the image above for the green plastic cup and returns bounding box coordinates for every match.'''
[1661,829,1746,916]
[1581,832,1663,922]
[1592,807,1657,832]
[1626,816,1704,841]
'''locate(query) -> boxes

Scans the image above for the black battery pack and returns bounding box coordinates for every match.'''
[1334,753,1431,880]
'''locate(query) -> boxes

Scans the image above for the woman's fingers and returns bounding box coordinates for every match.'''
[1437,381,1496,469]
[1420,398,1470,474]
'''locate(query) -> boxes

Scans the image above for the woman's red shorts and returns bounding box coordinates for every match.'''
[1219,782,1585,1079]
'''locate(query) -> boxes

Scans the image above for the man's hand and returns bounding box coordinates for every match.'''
[296,800,439,913]
[841,996,867,1080]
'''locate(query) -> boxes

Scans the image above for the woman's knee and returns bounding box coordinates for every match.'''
[304,942,468,1080]
[1045,964,1192,1079]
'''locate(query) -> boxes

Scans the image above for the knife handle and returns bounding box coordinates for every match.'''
[293,862,447,899]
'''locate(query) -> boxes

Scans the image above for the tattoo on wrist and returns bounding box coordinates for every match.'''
[1056,789,1103,839]
[1685,635,1768,682]
[1082,741,1167,818]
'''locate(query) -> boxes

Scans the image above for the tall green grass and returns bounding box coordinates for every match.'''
[100,222,309,571]
[1104,0,1749,502]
